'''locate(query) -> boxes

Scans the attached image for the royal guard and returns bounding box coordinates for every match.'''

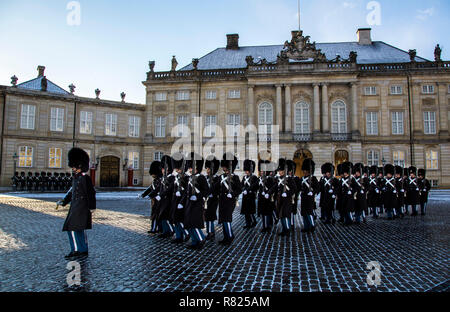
[352,163,368,224]
[19,172,26,191]
[394,165,406,218]
[299,159,319,233]
[26,172,33,192]
[33,172,40,192]
[287,160,301,229]
[377,167,385,215]
[241,159,259,229]
[183,153,208,249]
[405,166,420,216]
[53,173,60,192]
[39,172,46,192]
[418,169,431,216]
[46,172,53,192]
[218,153,242,245]
[274,159,296,236]
[11,172,19,191]
[158,155,174,238]
[258,160,277,233]
[169,153,190,244]
[335,164,344,223]
[319,163,338,224]
[381,164,397,220]
[57,148,96,260]
[140,161,163,234]
[340,162,355,226]
[367,166,381,218]
[204,156,221,240]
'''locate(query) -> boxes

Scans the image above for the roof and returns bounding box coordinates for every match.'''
[180,41,429,71]
[17,76,69,95]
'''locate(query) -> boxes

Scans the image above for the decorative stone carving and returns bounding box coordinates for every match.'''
[149,61,155,72]
[121,92,126,102]
[155,105,167,111]
[434,44,442,62]
[408,49,417,62]
[95,88,101,99]
[245,55,254,66]
[11,75,18,87]
[69,84,76,94]
[192,58,199,70]
[349,51,358,63]
[41,76,48,92]
[171,56,178,71]
[279,30,327,62]
[177,104,189,111]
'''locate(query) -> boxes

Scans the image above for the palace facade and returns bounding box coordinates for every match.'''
[1,28,449,187]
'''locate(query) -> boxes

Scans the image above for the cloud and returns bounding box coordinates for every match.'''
[416,7,434,20]
[343,1,357,9]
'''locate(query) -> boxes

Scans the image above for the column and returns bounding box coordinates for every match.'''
[247,85,255,127]
[351,83,359,133]
[321,83,329,132]
[437,82,448,135]
[276,84,283,131]
[285,84,292,133]
[313,84,320,132]
[145,91,154,136]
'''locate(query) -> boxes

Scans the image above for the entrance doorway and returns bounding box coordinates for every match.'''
[100,156,120,187]
[293,149,313,178]
[334,150,349,168]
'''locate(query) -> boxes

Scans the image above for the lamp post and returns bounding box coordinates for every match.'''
[13,152,18,175]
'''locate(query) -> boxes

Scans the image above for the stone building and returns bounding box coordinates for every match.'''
[1,28,449,188]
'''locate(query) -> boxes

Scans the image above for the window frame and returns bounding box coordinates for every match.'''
[393,150,406,167]
[50,107,65,132]
[128,115,141,138]
[205,90,217,100]
[366,111,379,136]
[228,89,241,99]
[176,91,190,101]
[367,150,380,167]
[390,85,403,95]
[128,151,140,170]
[205,115,217,137]
[391,111,404,135]
[80,111,93,134]
[20,104,36,130]
[155,92,168,102]
[294,101,310,134]
[423,111,437,135]
[331,100,347,134]
[426,149,439,170]
[49,147,63,169]
[422,85,435,94]
[154,116,166,138]
[154,151,164,161]
[176,115,189,137]
[364,86,377,96]
[258,102,273,135]
[227,114,241,137]
[18,146,33,168]
[105,113,118,136]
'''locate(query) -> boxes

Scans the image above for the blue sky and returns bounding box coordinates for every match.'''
[0,0,448,104]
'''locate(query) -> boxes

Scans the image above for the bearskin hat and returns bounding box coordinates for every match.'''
[205,156,220,175]
[302,158,315,174]
[34,172,39,176]
[258,159,272,174]
[149,161,162,177]
[47,172,52,177]
[160,155,173,173]
[378,167,384,175]
[68,147,90,173]
[20,172,25,176]
[342,162,352,174]
[403,168,409,177]
[418,169,426,178]
[353,163,364,174]
[384,164,395,175]
[321,163,334,175]
[28,172,33,176]
[40,171,46,176]
[54,172,59,177]
[395,165,403,176]
[171,152,185,170]
[364,166,369,175]
[336,164,343,176]
[277,158,287,172]
[286,160,296,174]
[244,159,256,173]
[186,152,204,172]
[409,166,417,175]
[369,165,377,175]
[221,153,238,173]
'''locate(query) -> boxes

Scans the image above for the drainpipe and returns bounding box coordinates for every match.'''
[72,99,77,147]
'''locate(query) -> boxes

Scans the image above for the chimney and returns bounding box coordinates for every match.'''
[226,34,239,50]
[37,65,46,77]
[356,28,372,45]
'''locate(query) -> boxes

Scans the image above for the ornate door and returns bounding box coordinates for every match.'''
[100,156,120,187]
[293,149,313,178]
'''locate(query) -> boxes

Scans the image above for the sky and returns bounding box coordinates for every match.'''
[0,0,448,104]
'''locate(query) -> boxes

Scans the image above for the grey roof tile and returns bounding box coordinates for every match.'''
[180,41,428,71]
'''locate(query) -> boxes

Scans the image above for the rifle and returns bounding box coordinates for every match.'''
[191,156,198,197]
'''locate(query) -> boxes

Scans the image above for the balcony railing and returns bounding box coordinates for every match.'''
[293,133,312,142]
[331,133,352,141]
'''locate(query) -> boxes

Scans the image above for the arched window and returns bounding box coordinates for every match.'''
[258,102,273,134]
[294,102,310,134]
[331,100,347,134]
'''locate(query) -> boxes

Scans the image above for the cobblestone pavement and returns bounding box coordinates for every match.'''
[0,193,448,292]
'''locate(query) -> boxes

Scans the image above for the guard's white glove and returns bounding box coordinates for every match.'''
[190,195,197,201]
[401,189,405,193]
[209,194,213,198]
[176,191,181,197]
[136,194,142,199]
[348,191,352,195]
[227,194,232,199]
[361,190,364,194]
[308,192,313,196]
[177,204,184,209]
[423,189,427,192]
[155,196,161,201]
[282,193,287,198]
[416,188,419,191]
[328,189,333,194]
[243,190,248,195]
[57,200,64,206]
[262,192,266,196]
[265,194,269,199]
[375,189,380,194]
[332,195,336,199]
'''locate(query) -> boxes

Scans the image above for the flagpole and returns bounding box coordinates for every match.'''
[298,0,301,31]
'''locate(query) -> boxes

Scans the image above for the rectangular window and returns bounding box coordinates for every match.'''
[49,148,62,168]
[431,180,439,188]
[18,146,33,168]
[155,116,166,138]
[154,152,164,161]
[50,107,64,132]
[129,116,141,138]
[367,150,379,166]
[366,112,378,135]
[205,115,217,137]
[227,114,241,136]
[176,91,190,101]
[20,104,36,130]
[105,113,118,136]
[393,151,406,167]
[364,86,377,96]
[176,115,189,137]
[422,85,435,94]
[205,90,217,100]
[390,85,403,95]
[423,112,436,134]
[426,150,438,170]
[80,111,93,134]
[128,152,139,169]
[391,112,404,135]
[155,92,167,101]
[228,89,241,99]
